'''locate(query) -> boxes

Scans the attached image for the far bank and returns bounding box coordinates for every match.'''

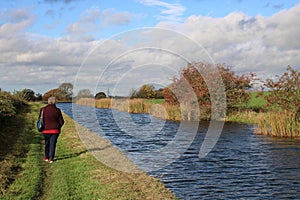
[75,97,300,139]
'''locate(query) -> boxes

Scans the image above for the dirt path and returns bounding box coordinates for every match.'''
[39,140,53,200]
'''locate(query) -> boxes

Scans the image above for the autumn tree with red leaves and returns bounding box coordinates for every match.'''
[164,62,254,120]
[254,66,300,138]
[42,88,64,101]
[263,65,300,113]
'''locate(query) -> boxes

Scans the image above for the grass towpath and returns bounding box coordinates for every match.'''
[0,103,177,200]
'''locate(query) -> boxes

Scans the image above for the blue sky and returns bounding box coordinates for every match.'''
[0,0,300,95]
[1,0,297,38]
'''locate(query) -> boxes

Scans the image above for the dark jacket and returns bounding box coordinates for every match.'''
[39,104,64,134]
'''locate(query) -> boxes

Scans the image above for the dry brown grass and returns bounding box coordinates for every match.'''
[76,98,202,121]
[254,111,300,138]
[228,110,300,139]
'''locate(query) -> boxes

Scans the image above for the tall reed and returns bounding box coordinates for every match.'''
[254,111,300,138]
[110,98,151,113]
[76,98,185,120]
[75,98,95,107]
[150,103,181,121]
[76,98,300,138]
[95,98,111,108]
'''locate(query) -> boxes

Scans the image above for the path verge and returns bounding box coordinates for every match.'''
[0,103,177,199]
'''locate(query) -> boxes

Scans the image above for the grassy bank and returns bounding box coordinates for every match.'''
[0,103,177,199]
[0,103,44,199]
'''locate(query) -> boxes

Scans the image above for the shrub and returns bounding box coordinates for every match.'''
[164,62,255,119]
[254,66,300,138]
[0,91,16,117]
[263,65,300,112]
[0,91,29,120]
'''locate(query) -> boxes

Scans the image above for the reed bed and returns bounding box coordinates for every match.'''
[76,98,203,121]
[95,98,111,108]
[227,110,300,138]
[76,98,152,113]
[254,111,300,138]
[76,98,300,139]
[75,98,96,107]
[226,110,261,124]
[150,103,181,121]
[110,98,151,113]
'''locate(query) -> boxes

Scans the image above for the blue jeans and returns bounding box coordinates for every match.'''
[43,134,59,160]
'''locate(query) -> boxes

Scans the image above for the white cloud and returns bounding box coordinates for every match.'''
[165,3,300,78]
[101,9,133,26]
[264,5,300,50]
[139,0,186,22]
[1,3,300,95]
[0,8,34,23]
[0,18,34,36]
[74,28,212,96]
[0,9,97,93]
[66,7,134,39]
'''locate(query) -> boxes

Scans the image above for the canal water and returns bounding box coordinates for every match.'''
[57,103,300,199]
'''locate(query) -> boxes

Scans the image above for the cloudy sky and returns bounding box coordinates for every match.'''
[0,0,299,96]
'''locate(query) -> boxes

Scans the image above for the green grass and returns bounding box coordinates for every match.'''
[144,99,165,104]
[4,134,44,200]
[0,102,177,200]
[246,91,267,109]
[45,114,176,200]
[0,103,44,199]
[41,115,102,199]
[227,91,268,122]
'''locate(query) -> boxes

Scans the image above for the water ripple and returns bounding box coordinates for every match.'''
[58,103,300,200]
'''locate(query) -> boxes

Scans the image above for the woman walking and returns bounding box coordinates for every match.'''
[38,97,64,163]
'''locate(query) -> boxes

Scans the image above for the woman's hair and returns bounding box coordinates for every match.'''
[48,97,56,104]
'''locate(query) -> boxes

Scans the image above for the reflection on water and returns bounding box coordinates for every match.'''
[58,103,300,199]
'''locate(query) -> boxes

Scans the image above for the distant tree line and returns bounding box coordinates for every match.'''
[1,63,298,121]
[130,85,164,99]
[43,82,73,101]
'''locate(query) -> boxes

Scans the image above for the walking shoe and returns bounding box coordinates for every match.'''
[49,160,54,164]
[43,157,49,162]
